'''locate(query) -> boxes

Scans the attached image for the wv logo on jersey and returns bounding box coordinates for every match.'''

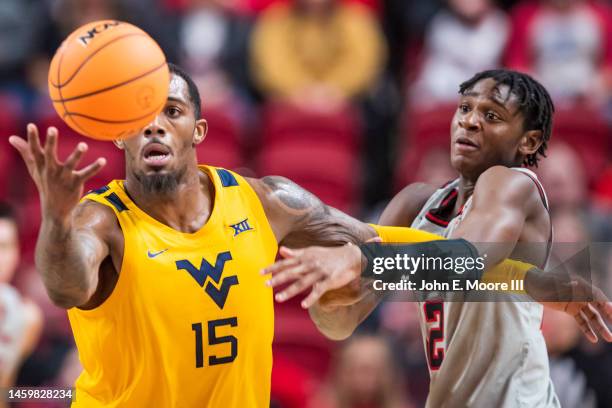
[230,218,253,237]
[176,252,238,309]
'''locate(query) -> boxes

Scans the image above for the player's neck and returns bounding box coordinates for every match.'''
[456,175,477,213]
[124,166,215,233]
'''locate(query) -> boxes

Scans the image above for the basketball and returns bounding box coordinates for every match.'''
[48,20,169,141]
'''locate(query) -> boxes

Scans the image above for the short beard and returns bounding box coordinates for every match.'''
[134,168,185,195]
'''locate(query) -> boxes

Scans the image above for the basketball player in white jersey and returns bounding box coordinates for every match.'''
[263,70,612,407]
[0,203,42,404]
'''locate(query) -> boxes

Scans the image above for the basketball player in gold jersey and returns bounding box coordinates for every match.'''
[8,63,389,407]
[9,64,609,407]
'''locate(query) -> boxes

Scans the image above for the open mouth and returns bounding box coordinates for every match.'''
[142,142,172,167]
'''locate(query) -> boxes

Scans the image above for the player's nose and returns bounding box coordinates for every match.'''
[143,115,167,137]
[459,110,481,131]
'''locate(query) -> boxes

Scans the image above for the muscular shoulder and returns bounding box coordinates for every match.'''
[74,199,117,228]
[72,199,121,245]
[246,176,375,246]
[246,176,321,213]
[379,182,438,227]
[246,175,327,241]
[473,166,542,210]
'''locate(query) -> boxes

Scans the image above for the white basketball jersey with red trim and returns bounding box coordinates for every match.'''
[411,168,559,408]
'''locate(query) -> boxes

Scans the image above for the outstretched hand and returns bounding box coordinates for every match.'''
[261,237,381,309]
[9,124,106,220]
[545,278,612,344]
[527,270,612,343]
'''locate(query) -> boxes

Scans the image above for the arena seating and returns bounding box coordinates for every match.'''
[0,92,20,201]
[395,104,456,190]
[261,102,361,152]
[552,107,611,185]
[196,106,243,170]
[257,103,362,213]
[272,297,335,407]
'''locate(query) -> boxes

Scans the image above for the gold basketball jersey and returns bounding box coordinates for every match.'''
[68,166,277,407]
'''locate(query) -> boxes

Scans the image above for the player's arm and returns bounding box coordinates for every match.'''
[304,182,438,340]
[440,167,612,341]
[268,167,540,297]
[264,167,546,304]
[9,124,110,309]
[251,177,435,339]
[254,176,500,339]
[248,175,377,247]
[249,176,388,339]
[449,166,540,263]
[263,169,612,342]
[298,183,440,340]
[373,167,542,271]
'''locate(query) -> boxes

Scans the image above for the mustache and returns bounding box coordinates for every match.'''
[146,137,166,146]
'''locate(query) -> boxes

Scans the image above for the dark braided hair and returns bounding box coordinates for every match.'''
[459,69,555,167]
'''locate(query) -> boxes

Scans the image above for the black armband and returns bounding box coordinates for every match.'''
[359,239,483,286]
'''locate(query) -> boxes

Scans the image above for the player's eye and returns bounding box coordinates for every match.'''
[486,112,499,121]
[166,106,181,117]
[459,103,470,113]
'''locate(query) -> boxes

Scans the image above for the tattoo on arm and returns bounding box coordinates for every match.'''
[35,201,110,308]
[261,176,374,247]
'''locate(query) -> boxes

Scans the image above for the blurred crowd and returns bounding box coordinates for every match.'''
[0,0,611,407]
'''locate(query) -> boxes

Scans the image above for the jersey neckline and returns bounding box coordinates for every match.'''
[113,165,223,239]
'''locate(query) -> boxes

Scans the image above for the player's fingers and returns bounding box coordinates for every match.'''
[265,263,309,288]
[64,142,88,170]
[26,123,45,167]
[366,236,383,243]
[585,303,612,342]
[8,136,37,173]
[260,257,300,276]
[278,246,304,259]
[604,302,612,322]
[302,280,331,309]
[590,287,612,318]
[592,299,612,321]
[589,287,612,323]
[275,271,322,303]
[74,158,106,182]
[575,309,597,343]
[44,127,59,164]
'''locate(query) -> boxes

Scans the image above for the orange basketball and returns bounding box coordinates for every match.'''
[48,20,169,141]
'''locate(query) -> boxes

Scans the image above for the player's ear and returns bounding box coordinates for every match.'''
[193,119,207,146]
[518,129,543,157]
[113,139,125,150]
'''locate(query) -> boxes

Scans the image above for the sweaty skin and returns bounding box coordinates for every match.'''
[260,78,612,342]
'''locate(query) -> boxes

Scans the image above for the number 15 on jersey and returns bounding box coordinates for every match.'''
[192,317,238,367]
